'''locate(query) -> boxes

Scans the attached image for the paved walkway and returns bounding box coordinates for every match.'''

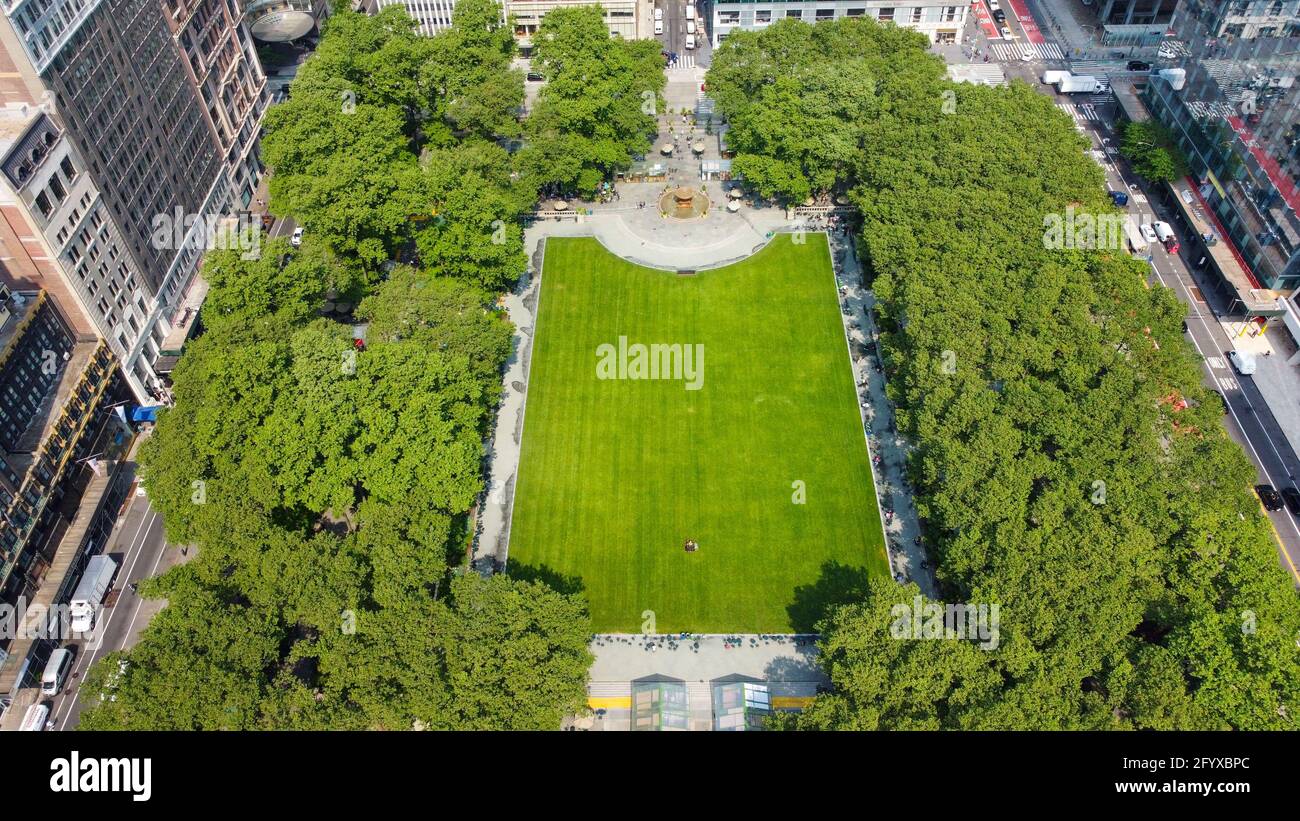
[1228,317,1300,465]
[579,633,825,730]
[830,231,938,597]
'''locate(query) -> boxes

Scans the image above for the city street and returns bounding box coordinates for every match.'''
[49,486,179,730]
[655,0,711,70]
[1053,79,1300,585]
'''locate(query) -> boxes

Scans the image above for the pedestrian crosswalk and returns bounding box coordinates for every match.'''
[1056,102,1101,122]
[668,54,697,71]
[1068,60,1122,75]
[947,63,1008,87]
[989,41,1066,62]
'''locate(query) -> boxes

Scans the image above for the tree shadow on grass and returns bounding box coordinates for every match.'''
[785,561,873,634]
[505,561,587,597]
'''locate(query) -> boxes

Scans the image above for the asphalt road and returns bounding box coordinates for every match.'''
[960,8,1300,583]
[1039,78,1300,585]
[656,0,710,66]
[269,214,297,240]
[51,491,173,730]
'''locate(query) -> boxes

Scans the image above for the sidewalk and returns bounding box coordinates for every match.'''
[582,633,825,730]
[1228,318,1300,465]
[1033,0,1098,51]
[831,233,938,598]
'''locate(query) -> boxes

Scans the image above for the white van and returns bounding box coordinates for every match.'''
[19,703,50,731]
[1229,350,1257,376]
[654,6,663,20]
[687,20,696,34]
[41,648,73,697]
[655,19,663,35]
[685,4,696,20]
[686,34,696,50]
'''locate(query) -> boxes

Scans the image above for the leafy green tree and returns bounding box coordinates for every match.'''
[414,143,532,290]
[518,6,665,196]
[1120,120,1188,183]
[712,17,1300,731]
[428,573,593,730]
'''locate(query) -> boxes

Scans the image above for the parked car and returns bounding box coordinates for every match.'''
[1282,486,1300,516]
[654,20,663,35]
[1127,60,1152,72]
[654,7,663,20]
[1108,190,1129,206]
[1257,484,1285,511]
[1139,223,1158,244]
[1153,221,1179,253]
[526,71,544,81]
[290,226,304,247]
[1229,349,1257,375]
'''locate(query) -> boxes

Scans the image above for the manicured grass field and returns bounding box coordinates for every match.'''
[509,235,888,633]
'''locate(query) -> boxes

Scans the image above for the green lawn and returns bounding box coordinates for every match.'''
[509,235,888,633]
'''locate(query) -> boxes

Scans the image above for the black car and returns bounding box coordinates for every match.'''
[1282,487,1300,516]
[992,9,1006,23]
[1256,484,1284,511]
[1127,60,1152,72]
[526,72,544,82]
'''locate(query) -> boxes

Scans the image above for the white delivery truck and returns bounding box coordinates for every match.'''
[687,20,696,34]
[655,20,663,34]
[1123,218,1148,255]
[685,4,695,20]
[1042,70,1071,85]
[1055,74,1105,94]
[19,703,50,731]
[1153,221,1177,250]
[686,33,696,49]
[70,554,118,633]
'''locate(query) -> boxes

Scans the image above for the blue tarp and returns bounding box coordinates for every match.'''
[131,405,160,423]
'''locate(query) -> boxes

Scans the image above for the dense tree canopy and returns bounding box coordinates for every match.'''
[1120,120,1189,183]
[706,19,931,202]
[261,5,530,281]
[711,18,1300,730]
[79,6,593,730]
[517,6,665,196]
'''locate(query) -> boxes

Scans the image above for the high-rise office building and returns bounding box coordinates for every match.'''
[0,0,269,403]
[0,274,131,693]
[374,0,461,36]
[1090,0,1181,46]
[1142,0,1300,295]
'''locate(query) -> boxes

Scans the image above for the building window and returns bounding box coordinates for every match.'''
[846,8,865,17]
[816,9,834,20]
[786,9,802,18]
[756,9,772,23]
[879,8,894,21]
[60,156,75,181]
[34,190,52,217]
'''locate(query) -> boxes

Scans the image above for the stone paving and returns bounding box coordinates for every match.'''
[574,633,825,731]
